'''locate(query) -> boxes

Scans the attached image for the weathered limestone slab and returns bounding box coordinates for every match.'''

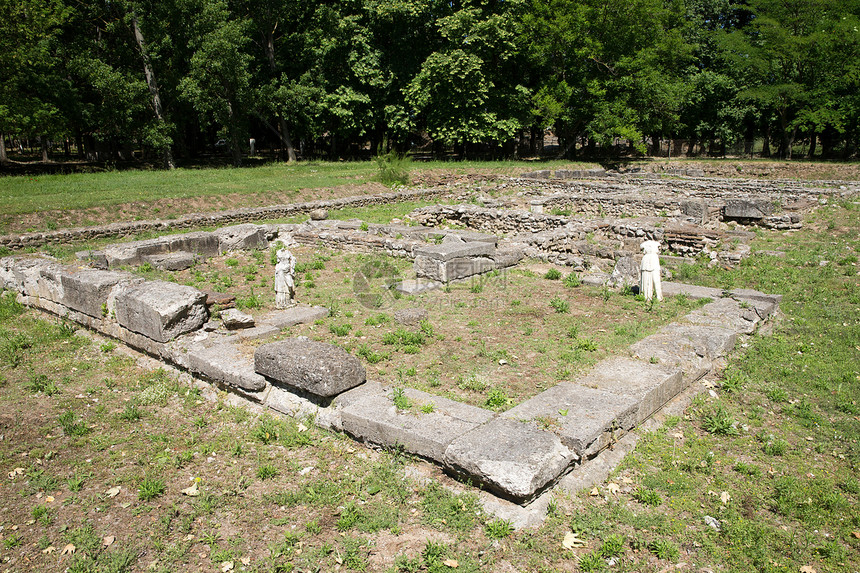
[236,324,280,340]
[142,251,197,271]
[221,308,255,329]
[257,305,328,329]
[661,282,724,300]
[628,330,712,382]
[114,281,208,343]
[103,232,220,267]
[444,417,577,502]
[414,239,494,262]
[75,250,108,269]
[255,338,366,397]
[60,268,138,318]
[608,256,640,288]
[214,224,269,252]
[684,297,760,334]
[447,230,499,246]
[187,343,267,392]
[0,258,64,302]
[574,357,685,426]
[341,388,494,462]
[658,323,738,360]
[414,255,496,282]
[724,199,775,219]
[502,383,639,457]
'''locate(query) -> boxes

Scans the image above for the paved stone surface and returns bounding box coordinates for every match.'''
[394,307,428,328]
[114,281,208,343]
[221,308,255,329]
[341,388,493,461]
[258,305,329,329]
[445,417,577,502]
[574,357,685,426]
[684,297,759,334]
[661,282,724,300]
[214,224,269,252]
[187,343,267,392]
[60,268,137,319]
[658,323,738,360]
[628,330,712,382]
[503,383,639,457]
[255,338,366,397]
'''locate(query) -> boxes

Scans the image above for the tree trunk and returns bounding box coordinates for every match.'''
[0,133,7,163]
[41,137,49,162]
[263,29,297,163]
[808,131,817,159]
[762,126,771,157]
[131,13,175,170]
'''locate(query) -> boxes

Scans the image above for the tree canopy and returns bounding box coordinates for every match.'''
[1,0,859,165]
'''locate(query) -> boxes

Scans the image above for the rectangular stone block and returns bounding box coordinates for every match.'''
[628,331,712,383]
[255,339,366,398]
[60,268,137,318]
[258,305,329,329]
[724,199,775,219]
[114,280,208,342]
[214,224,269,252]
[414,240,494,262]
[574,357,684,426]
[444,417,577,502]
[502,383,639,457]
[684,297,759,334]
[446,230,498,246]
[661,282,724,301]
[187,343,267,392]
[341,388,494,462]
[142,251,197,271]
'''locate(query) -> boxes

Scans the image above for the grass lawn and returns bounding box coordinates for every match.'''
[0,173,857,572]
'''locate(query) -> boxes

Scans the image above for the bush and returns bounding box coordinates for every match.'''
[374,150,410,186]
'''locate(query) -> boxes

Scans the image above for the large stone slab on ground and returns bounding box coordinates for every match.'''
[445,417,577,502]
[414,238,494,262]
[341,388,494,462]
[661,282,724,300]
[724,199,774,219]
[414,255,495,282]
[447,230,499,246]
[628,330,713,382]
[255,338,366,397]
[142,251,197,271]
[214,224,269,252]
[502,383,639,457]
[658,323,738,360]
[257,305,328,329]
[683,297,760,334]
[574,358,684,425]
[394,307,428,328]
[393,278,442,295]
[103,232,220,267]
[187,343,267,392]
[60,268,137,318]
[114,281,208,343]
[0,258,64,302]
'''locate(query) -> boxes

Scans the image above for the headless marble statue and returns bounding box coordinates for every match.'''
[640,240,663,302]
[275,249,296,308]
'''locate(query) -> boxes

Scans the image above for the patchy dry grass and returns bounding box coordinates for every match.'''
[0,178,858,572]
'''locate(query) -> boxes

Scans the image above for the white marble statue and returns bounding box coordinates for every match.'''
[275,248,296,308]
[640,240,663,302]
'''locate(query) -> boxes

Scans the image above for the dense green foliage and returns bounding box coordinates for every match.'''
[1,0,859,165]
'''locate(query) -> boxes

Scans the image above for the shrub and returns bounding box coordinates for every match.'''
[544,268,562,280]
[374,150,410,186]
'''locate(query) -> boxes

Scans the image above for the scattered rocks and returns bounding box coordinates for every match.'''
[220,308,255,330]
